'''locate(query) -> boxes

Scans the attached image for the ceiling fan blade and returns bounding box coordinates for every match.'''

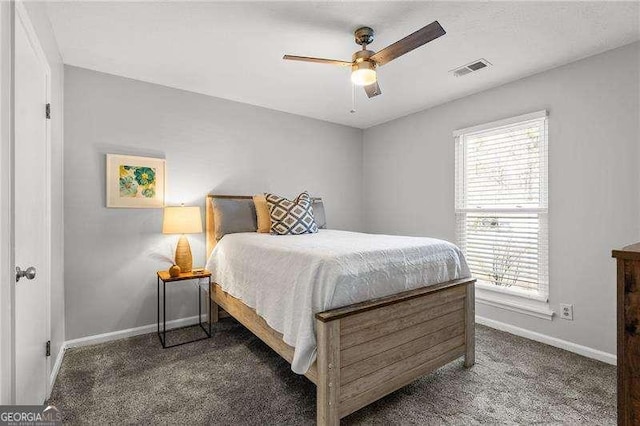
[364,81,381,98]
[283,55,352,67]
[370,21,445,66]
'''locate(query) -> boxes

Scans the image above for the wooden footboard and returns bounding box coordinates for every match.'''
[210,278,475,425]
[315,278,475,425]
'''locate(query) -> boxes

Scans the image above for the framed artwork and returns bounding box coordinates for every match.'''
[106,154,166,208]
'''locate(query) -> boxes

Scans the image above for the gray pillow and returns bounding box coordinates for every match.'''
[211,198,257,240]
[313,200,327,229]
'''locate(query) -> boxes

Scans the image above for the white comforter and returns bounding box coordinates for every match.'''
[205,230,470,374]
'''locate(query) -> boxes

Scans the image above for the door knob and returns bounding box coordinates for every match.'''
[15,266,36,282]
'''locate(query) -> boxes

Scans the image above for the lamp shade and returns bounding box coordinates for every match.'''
[162,206,203,234]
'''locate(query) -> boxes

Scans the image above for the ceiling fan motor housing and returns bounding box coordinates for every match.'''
[352,49,376,71]
[353,50,374,63]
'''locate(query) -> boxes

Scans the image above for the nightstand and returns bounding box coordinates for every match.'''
[157,269,212,348]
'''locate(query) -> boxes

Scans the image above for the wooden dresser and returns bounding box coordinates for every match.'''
[612,243,640,425]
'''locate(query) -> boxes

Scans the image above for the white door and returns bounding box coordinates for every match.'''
[14,3,51,404]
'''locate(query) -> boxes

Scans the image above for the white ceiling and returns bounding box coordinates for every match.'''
[46,1,640,129]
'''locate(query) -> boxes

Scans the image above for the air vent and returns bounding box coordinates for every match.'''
[451,59,491,77]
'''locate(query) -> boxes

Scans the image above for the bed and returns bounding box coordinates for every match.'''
[205,194,476,425]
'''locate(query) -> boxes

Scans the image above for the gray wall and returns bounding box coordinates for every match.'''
[64,66,364,340]
[363,42,640,357]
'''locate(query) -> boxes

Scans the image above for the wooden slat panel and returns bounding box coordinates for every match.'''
[340,285,466,335]
[465,283,475,367]
[210,283,318,384]
[341,335,464,401]
[317,320,340,426]
[317,279,473,323]
[341,309,463,367]
[341,321,464,385]
[341,299,464,349]
[339,342,465,417]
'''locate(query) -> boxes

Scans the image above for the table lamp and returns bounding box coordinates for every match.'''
[162,205,203,273]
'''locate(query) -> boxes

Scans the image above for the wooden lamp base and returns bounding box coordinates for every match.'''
[175,235,193,273]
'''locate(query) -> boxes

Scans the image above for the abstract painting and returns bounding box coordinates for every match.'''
[106,154,165,208]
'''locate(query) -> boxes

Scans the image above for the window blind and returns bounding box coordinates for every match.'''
[455,111,548,298]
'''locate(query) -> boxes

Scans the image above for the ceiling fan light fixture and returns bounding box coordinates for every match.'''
[351,61,377,86]
[351,69,377,86]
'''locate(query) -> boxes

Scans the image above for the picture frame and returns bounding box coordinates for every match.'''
[106,154,166,208]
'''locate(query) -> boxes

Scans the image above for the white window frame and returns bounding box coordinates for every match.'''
[454,110,553,319]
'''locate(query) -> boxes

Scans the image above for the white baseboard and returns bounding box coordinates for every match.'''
[65,315,204,349]
[476,315,617,365]
[47,344,65,398]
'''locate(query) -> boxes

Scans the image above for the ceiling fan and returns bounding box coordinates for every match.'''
[283,21,446,98]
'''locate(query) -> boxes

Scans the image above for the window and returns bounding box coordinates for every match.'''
[455,111,548,301]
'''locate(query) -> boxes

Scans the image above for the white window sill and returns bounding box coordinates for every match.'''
[475,283,554,320]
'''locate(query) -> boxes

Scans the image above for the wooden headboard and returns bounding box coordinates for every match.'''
[206,194,324,259]
[205,194,253,259]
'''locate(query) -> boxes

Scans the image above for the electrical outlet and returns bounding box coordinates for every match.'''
[560,303,573,320]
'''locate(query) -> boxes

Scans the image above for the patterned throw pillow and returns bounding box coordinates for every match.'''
[265,192,318,235]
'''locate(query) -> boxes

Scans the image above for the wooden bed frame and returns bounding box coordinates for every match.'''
[206,195,476,425]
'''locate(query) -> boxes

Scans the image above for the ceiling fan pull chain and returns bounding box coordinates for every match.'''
[350,83,356,114]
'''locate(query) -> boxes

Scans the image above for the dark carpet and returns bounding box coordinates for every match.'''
[48,321,616,425]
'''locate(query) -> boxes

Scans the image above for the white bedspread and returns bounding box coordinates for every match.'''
[205,230,470,374]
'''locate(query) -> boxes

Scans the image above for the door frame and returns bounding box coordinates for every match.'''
[0,0,15,405]
[0,0,53,404]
